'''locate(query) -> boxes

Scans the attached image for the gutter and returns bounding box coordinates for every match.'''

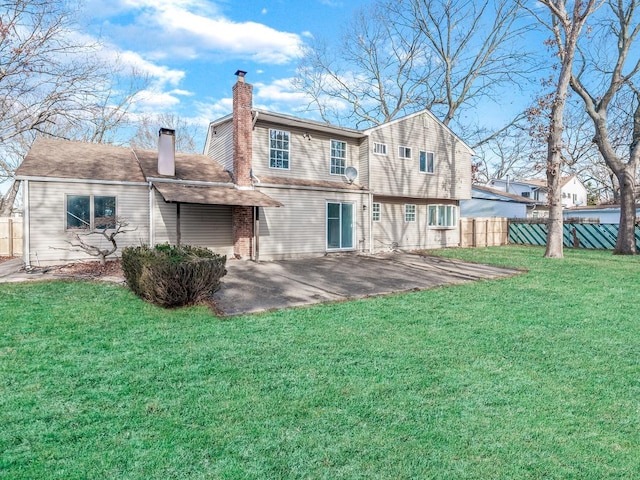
[15,175,147,186]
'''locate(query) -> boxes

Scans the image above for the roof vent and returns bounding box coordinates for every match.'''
[158,128,175,176]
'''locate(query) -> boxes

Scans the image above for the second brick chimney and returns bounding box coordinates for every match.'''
[232,70,253,187]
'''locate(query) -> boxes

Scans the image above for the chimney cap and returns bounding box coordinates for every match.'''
[235,70,247,78]
[159,127,176,136]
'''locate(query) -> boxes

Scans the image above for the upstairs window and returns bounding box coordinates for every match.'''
[269,129,290,169]
[404,204,416,222]
[330,139,347,175]
[373,142,387,155]
[399,146,412,159]
[521,191,530,198]
[66,195,116,230]
[428,205,457,228]
[372,202,381,222]
[419,151,435,173]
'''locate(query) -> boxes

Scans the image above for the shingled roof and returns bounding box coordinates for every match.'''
[16,137,146,183]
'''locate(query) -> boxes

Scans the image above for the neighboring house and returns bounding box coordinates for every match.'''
[563,204,640,223]
[16,71,473,266]
[460,185,545,219]
[490,175,587,208]
[204,71,473,258]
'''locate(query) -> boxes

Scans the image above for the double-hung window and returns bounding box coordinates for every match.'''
[399,146,412,159]
[428,205,457,228]
[269,129,290,169]
[66,195,116,230]
[330,140,347,175]
[404,204,416,222]
[419,151,435,174]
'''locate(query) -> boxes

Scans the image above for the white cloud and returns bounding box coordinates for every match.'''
[90,0,304,65]
[261,8,267,14]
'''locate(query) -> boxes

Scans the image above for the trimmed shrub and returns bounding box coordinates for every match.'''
[121,244,227,308]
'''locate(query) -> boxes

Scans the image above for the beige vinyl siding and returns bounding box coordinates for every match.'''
[255,186,370,260]
[368,113,471,200]
[152,190,233,256]
[358,137,370,189]
[372,199,459,251]
[206,120,234,172]
[251,121,361,184]
[26,181,149,265]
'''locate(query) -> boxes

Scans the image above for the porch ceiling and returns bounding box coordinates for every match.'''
[153,182,283,207]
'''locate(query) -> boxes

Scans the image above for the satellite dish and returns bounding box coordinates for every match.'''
[344,166,358,184]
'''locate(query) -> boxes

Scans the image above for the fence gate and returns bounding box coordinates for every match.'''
[0,217,23,256]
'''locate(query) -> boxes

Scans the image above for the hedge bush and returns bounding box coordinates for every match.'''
[121,244,227,308]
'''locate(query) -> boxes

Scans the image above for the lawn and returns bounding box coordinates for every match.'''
[1,246,640,479]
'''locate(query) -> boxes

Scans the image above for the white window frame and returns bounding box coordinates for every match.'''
[372,202,381,222]
[419,151,435,174]
[373,142,387,155]
[269,129,290,169]
[428,204,457,229]
[404,204,416,222]
[326,201,355,251]
[399,146,412,159]
[330,139,347,175]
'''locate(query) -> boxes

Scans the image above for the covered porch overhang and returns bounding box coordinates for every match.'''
[152,182,282,261]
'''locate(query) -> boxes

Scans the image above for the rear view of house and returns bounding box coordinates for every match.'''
[16,71,472,266]
[205,71,473,259]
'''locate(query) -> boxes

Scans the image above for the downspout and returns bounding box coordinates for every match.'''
[369,191,374,253]
[254,206,260,263]
[148,184,154,246]
[176,203,181,246]
[22,180,30,268]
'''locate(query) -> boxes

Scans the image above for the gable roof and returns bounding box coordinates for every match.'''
[16,137,233,185]
[363,109,475,156]
[134,148,231,183]
[472,185,540,204]
[16,137,146,183]
[205,108,474,156]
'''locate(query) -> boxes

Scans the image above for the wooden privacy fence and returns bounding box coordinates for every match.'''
[0,217,23,256]
[508,220,640,250]
[460,217,509,247]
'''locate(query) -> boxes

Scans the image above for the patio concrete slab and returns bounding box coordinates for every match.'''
[213,252,521,316]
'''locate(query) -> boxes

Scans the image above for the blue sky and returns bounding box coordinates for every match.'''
[79,0,373,146]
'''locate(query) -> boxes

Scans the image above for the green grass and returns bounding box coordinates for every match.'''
[1,246,640,479]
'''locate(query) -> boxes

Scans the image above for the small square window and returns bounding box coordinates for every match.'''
[372,202,381,222]
[373,143,387,155]
[399,146,412,159]
[405,204,416,222]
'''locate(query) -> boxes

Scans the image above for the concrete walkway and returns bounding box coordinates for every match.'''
[213,252,521,315]
[0,258,26,282]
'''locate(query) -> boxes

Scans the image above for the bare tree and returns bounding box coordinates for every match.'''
[568,0,640,254]
[0,1,146,216]
[295,0,536,146]
[533,0,600,258]
[129,113,201,153]
[63,217,136,265]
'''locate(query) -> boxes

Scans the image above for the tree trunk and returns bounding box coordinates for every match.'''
[615,168,637,255]
[0,180,19,217]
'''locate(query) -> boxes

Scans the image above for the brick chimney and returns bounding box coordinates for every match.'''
[232,70,253,187]
[231,70,254,259]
